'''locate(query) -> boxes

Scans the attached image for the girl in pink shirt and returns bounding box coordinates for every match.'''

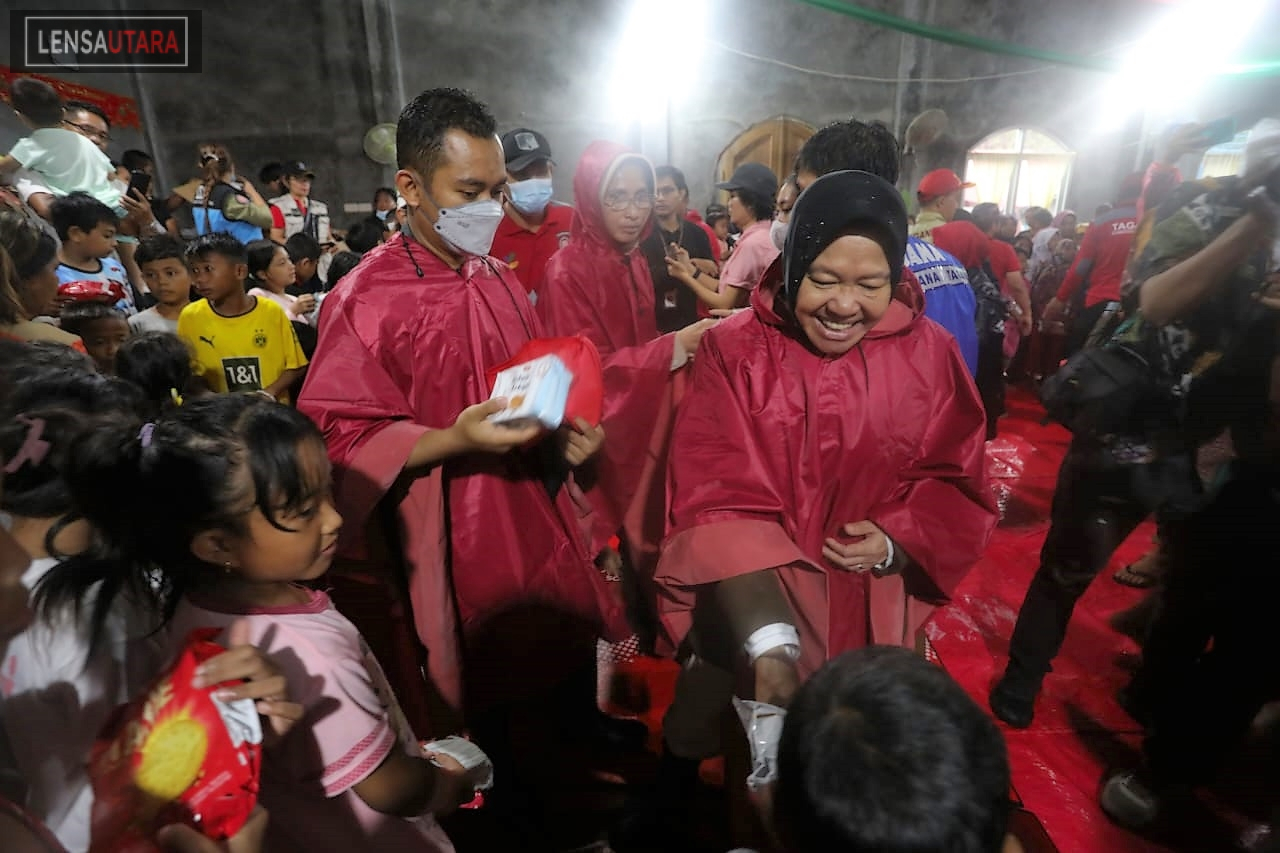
[38,393,483,852]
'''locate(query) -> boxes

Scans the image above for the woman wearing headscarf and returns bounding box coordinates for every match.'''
[538,142,714,594]
[626,172,995,843]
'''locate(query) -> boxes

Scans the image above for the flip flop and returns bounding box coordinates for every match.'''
[1113,562,1159,589]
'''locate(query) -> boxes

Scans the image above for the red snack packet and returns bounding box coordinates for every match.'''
[486,335,604,427]
[57,279,129,305]
[88,629,262,853]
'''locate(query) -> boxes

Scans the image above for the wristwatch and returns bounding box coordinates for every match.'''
[692,268,702,280]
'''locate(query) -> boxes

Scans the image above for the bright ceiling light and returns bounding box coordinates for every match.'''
[607,0,709,125]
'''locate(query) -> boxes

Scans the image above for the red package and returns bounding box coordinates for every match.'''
[57,279,129,305]
[486,335,604,426]
[88,629,262,853]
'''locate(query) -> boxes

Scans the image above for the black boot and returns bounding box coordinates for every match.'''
[609,743,702,852]
[989,665,1042,729]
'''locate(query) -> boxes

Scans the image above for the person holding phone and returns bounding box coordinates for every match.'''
[186,144,272,245]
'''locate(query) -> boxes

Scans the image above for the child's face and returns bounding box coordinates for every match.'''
[140,258,192,307]
[189,253,247,304]
[73,221,119,259]
[265,248,296,289]
[80,315,130,373]
[293,257,316,285]
[222,440,343,585]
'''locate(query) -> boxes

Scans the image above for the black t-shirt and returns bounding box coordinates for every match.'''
[641,219,714,334]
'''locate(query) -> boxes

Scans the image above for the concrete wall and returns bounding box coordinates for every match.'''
[3,0,1278,225]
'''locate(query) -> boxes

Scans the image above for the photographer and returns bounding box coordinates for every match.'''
[1099,119,1280,830]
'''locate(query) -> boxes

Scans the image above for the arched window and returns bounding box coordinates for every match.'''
[964,128,1076,217]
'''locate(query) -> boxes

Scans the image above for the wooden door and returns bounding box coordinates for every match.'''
[715,116,815,193]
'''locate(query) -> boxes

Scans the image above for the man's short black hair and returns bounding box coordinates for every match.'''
[186,232,247,265]
[795,118,900,186]
[1024,206,1053,230]
[776,646,1011,853]
[344,217,385,255]
[63,99,110,130]
[655,165,689,196]
[258,162,284,185]
[10,77,64,127]
[396,88,497,177]
[121,149,152,172]
[734,188,774,223]
[49,192,119,242]
[285,232,322,264]
[135,234,188,268]
[971,202,1001,234]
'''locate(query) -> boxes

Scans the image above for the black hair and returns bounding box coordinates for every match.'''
[0,208,58,287]
[245,238,284,281]
[655,165,688,195]
[373,187,397,206]
[10,77,64,127]
[258,162,283,186]
[59,301,126,339]
[49,192,118,242]
[776,647,1011,853]
[63,100,110,130]
[35,394,330,655]
[1024,207,1053,230]
[733,188,775,224]
[344,217,385,255]
[706,210,729,228]
[186,231,247,265]
[0,359,138,556]
[396,88,497,177]
[284,232,321,264]
[326,251,361,290]
[952,207,974,223]
[134,233,188,268]
[115,332,195,420]
[971,203,1001,234]
[795,119,900,185]
[121,149,152,172]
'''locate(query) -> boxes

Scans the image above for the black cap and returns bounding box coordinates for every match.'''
[501,128,554,171]
[283,160,315,179]
[716,162,778,201]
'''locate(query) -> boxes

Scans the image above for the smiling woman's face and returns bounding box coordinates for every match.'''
[793,233,894,357]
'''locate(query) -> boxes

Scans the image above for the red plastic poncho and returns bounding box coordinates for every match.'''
[655,270,996,679]
[297,233,627,721]
[537,141,683,567]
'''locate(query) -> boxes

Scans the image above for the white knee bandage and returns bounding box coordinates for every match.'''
[743,622,801,665]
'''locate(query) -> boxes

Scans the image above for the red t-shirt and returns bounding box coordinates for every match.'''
[987,238,1021,294]
[490,203,574,296]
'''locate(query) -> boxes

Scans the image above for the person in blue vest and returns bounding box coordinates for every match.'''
[191,143,272,245]
[904,236,979,377]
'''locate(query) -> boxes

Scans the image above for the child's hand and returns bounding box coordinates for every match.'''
[157,805,268,853]
[423,752,475,817]
[292,294,317,317]
[451,399,543,454]
[193,620,302,741]
[560,417,604,467]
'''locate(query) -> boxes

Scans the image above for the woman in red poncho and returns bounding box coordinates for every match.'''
[635,171,996,836]
[537,141,714,620]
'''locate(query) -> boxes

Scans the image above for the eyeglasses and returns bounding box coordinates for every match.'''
[63,119,110,143]
[602,191,654,212]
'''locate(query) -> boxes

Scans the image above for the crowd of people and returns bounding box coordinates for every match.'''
[1,73,1278,853]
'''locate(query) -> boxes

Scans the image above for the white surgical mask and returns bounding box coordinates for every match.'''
[429,197,504,257]
[375,208,391,221]
[770,217,789,252]
[508,177,555,216]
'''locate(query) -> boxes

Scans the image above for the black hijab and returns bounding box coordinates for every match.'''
[781,170,908,305]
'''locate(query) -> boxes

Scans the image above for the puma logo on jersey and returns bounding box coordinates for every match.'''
[199,335,216,347]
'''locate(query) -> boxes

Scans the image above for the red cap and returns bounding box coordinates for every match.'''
[917,169,975,199]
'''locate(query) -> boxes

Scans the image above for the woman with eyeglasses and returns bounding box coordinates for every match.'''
[538,141,716,622]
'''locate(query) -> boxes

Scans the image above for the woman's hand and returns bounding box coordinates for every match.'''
[450,399,543,454]
[121,189,158,229]
[823,521,891,573]
[665,246,696,280]
[675,318,717,357]
[192,620,302,741]
[292,294,317,317]
[560,417,604,467]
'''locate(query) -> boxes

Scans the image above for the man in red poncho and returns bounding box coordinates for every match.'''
[537,141,715,639]
[616,171,996,850]
[296,90,629,761]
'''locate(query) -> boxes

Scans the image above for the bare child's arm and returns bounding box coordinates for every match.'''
[0,155,22,176]
[351,750,471,818]
[262,366,306,401]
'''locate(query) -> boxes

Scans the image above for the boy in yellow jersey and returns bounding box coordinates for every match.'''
[178,232,307,402]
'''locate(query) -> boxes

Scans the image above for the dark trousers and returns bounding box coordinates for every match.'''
[1129,463,1280,784]
[1004,445,1176,685]
[976,331,1006,440]
[1065,300,1110,359]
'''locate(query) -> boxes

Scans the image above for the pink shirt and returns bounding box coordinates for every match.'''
[169,589,454,853]
[719,220,780,292]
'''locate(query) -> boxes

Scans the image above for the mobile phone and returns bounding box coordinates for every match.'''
[1195,117,1236,148]
[126,170,152,199]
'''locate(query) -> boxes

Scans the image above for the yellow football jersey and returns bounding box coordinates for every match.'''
[177,295,307,402]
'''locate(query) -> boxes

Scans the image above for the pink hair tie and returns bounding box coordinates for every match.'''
[138,423,156,448]
[3,415,51,474]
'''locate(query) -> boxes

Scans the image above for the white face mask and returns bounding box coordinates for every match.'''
[770,217,789,252]
[375,208,391,221]
[508,177,555,216]
[429,197,504,257]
